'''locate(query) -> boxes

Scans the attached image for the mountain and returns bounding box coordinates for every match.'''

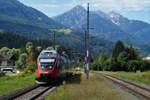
[0,0,63,39]
[0,0,86,52]
[54,6,86,30]
[108,12,150,54]
[54,5,150,54]
[54,5,128,42]
[0,0,61,28]
[1,1,149,54]
[0,1,113,54]
[0,32,52,48]
[54,6,150,42]
[133,26,150,44]
[109,11,150,33]
[108,12,150,43]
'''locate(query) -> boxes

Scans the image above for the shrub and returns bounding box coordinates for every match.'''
[26,64,36,73]
[16,53,28,69]
[112,40,125,60]
[103,61,112,71]
[127,60,139,72]
[0,71,5,77]
[140,60,150,72]
[91,63,102,71]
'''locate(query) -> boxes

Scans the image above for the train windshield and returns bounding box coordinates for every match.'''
[40,59,55,70]
[40,51,57,59]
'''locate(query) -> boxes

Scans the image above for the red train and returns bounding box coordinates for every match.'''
[35,50,69,84]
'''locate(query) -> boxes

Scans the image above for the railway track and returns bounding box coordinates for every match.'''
[101,73,150,100]
[0,84,56,100]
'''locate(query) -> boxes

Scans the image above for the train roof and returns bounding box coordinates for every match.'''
[41,50,57,53]
[38,50,57,59]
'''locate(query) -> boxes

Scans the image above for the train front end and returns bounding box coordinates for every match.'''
[35,50,60,84]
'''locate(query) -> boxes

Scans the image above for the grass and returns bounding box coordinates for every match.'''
[46,72,126,100]
[0,73,36,96]
[57,28,72,35]
[104,71,150,85]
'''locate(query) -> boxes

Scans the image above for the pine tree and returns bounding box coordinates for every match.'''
[112,41,125,60]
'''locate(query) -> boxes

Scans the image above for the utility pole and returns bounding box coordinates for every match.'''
[84,3,90,79]
[84,30,87,50]
[53,31,56,50]
[49,29,57,50]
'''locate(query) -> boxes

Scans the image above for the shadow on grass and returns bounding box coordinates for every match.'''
[64,72,81,84]
[40,72,82,87]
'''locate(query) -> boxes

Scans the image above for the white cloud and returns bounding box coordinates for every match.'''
[32,3,73,9]
[19,0,150,17]
[73,0,150,12]
[29,3,75,17]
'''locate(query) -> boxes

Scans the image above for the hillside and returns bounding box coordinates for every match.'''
[54,5,150,54]
[0,0,83,51]
[0,32,52,48]
[0,0,64,39]
[1,1,150,54]
[0,0,61,28]
[54,6,127,42]
[0,1,113,54]
[109,12,150,33]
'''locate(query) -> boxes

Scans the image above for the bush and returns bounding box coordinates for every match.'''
[26,64,36,73]
[16,53,28,69]
[127,60,139,72]
[0,71,5,77]
[140,60,150,72]
[110,61,122,71]
[103,61,112,71]
[112,40,125,60]
[91,63,102,71]
[19,64,36,77]
[103,65,112,71]
[119,61,128,71]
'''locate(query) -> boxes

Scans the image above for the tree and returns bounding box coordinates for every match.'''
[26,42,34,54]
[140,60,150,72]
[16,53,28,69]
[98,53,106,64]
[126,45,140,60]
[0,47,20,61]
[127,60,139,72]
[97,53,106,70]
[103,56,112,71]
[112,41,125,60]
[91,52,106,71]
[117,51,128,71]
[35,46,42,59]
[7,48,20,60]
[46,46,54,50]
[117,51,128,62]
[0,47,9,56]
[26,42,35,62]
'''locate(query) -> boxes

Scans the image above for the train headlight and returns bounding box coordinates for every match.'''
[49,66,52,69]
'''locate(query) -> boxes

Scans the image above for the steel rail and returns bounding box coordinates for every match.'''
[0,84,40,100]
[101,73,150,100]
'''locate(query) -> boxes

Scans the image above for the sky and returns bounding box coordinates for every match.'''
[18,0,150,23]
